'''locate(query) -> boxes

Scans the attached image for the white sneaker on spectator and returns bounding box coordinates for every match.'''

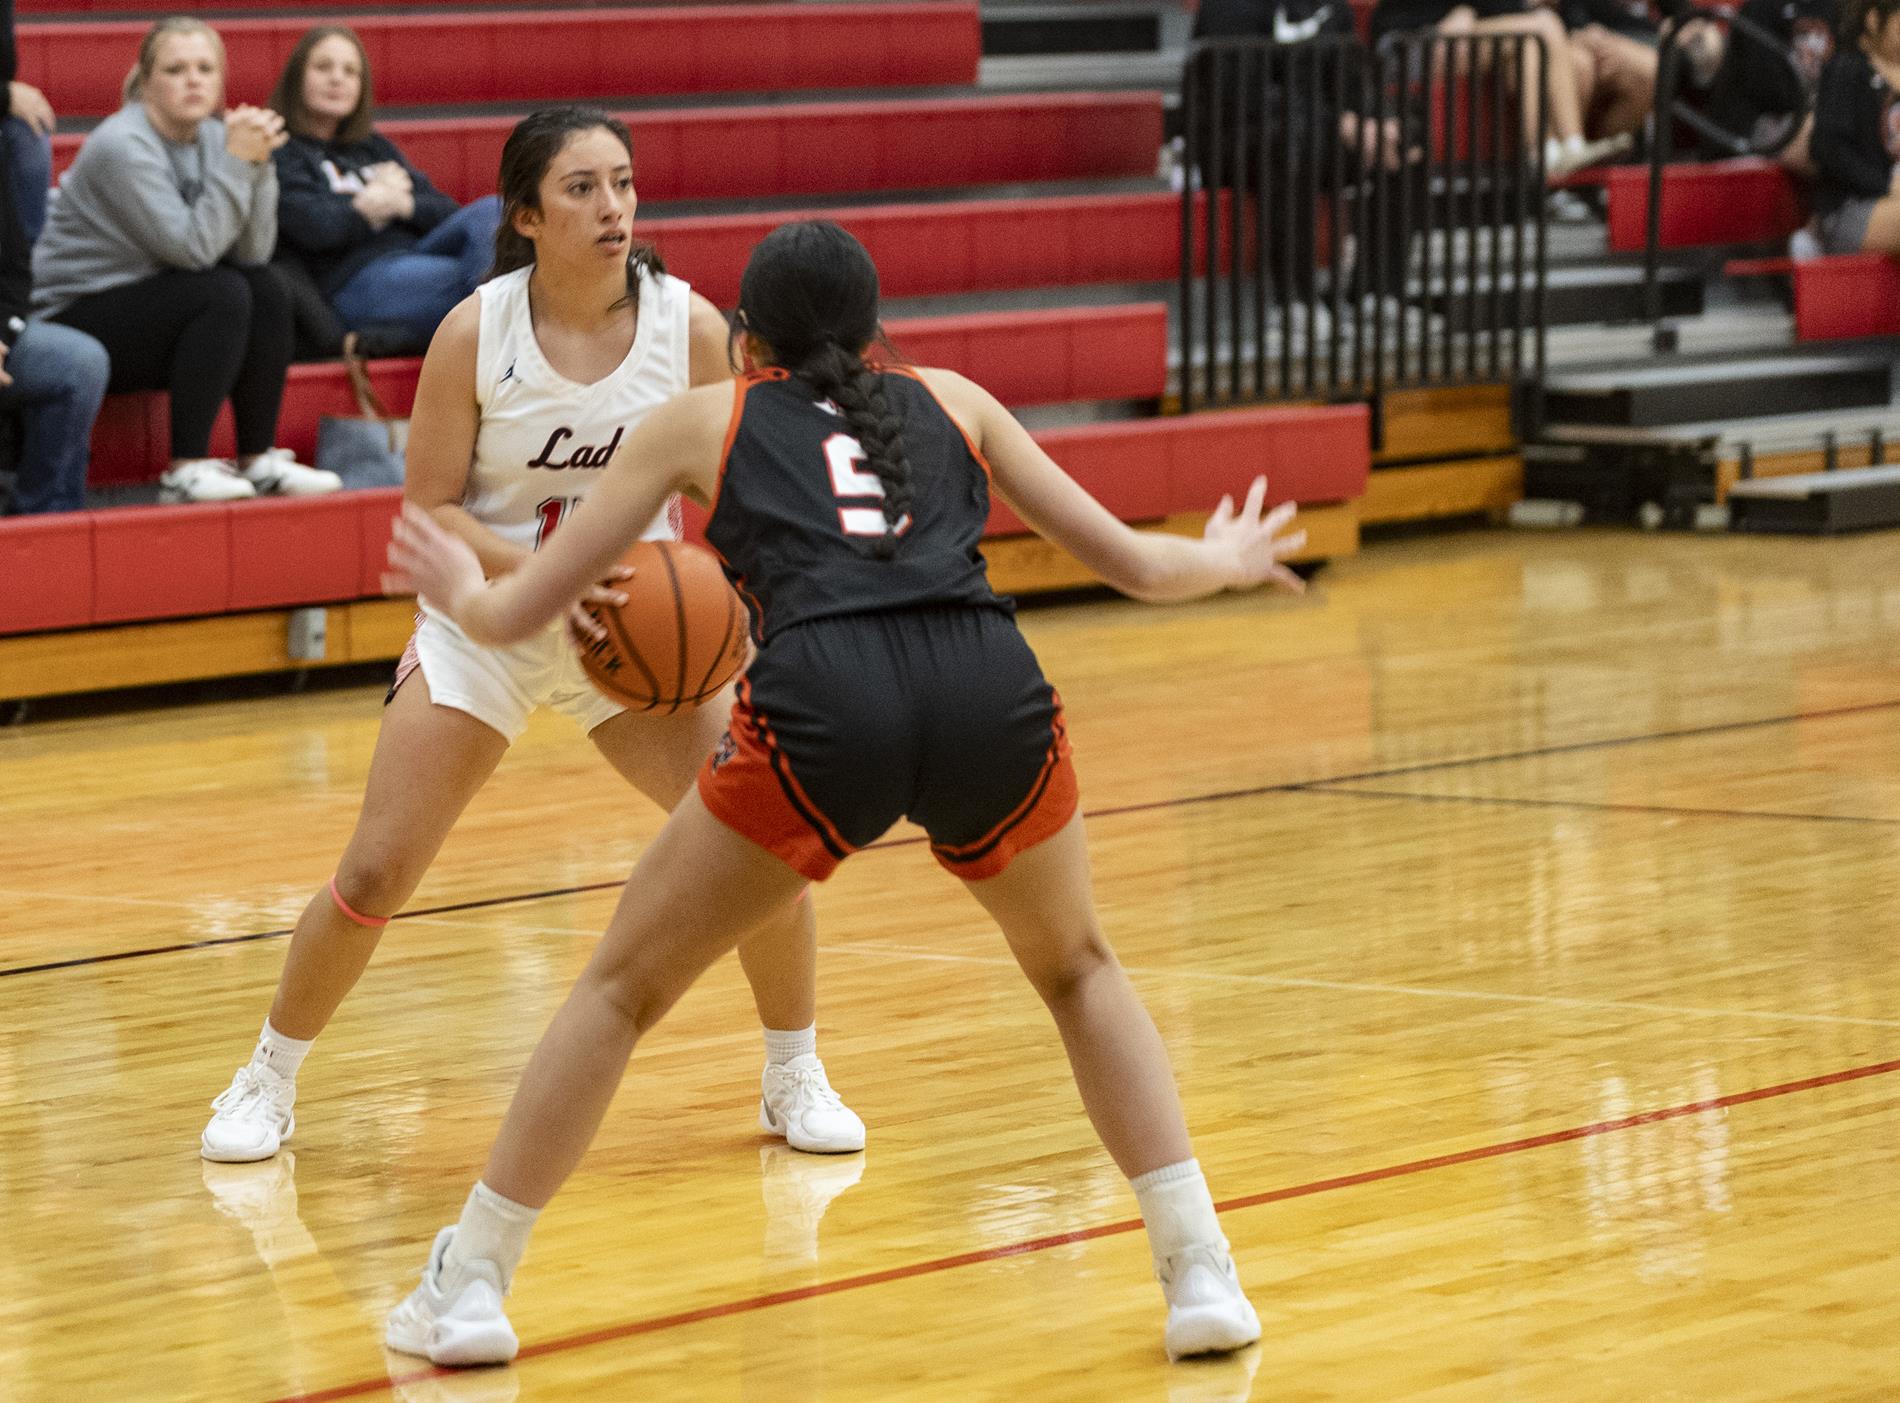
[1158,1245,1261,1361]
[159,458,256,504]
[242,448,342,497]
[760,1053,866,1153]
[386,1226,519,1366]
[201,1062,295,1162]
[1547,132,1632,181]
[1789,224,1824,262]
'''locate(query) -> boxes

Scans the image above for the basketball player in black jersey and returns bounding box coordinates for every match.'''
[382,220,1304,1368]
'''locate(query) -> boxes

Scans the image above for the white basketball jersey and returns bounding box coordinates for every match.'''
[466,263,691,551]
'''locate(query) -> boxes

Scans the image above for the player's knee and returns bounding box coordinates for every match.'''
[331,848,423,920]
[1022,931,1115,1008]
[583,944,683,1037]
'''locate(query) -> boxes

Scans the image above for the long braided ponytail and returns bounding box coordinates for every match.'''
[737,221,911,560]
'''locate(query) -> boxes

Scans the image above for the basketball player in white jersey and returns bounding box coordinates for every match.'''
[200,107,863,1164]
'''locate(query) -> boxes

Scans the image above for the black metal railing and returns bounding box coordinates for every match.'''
[1642,2,1811,341]
[1179,33,1548,436]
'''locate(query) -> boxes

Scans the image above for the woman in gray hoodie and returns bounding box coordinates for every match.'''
[32,17,337,503]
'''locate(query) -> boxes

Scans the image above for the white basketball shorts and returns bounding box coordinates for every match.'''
[392,609,623,742]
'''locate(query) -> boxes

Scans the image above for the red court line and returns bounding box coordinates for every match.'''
[266,1053,1900,1403]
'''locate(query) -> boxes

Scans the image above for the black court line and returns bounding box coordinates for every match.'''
[1303,784,1900,827]
[7,695,1897,983]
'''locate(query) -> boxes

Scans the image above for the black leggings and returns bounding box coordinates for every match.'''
[53,264,294,461]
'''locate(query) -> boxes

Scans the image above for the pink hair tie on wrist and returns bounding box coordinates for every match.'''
[328,876,391,929]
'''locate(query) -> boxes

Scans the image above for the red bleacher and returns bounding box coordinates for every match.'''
[24,0,726,10]
[23,3,982,117]
[0,405,1369,637]
[85,305,1173,488]
[1605,158,1805,253]
[1789,254,1900,342]
[647,191,1203,307]
[54,92,1165,201]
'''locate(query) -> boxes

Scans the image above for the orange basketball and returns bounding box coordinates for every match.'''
[577,540,750,714]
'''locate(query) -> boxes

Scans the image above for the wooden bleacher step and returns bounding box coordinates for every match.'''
[1728,464,1900,534]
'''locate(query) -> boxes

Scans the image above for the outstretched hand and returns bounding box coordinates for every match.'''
[1203,476,1307,594]
[382,502,487,619]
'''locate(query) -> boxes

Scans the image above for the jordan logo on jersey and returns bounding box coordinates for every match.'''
[527,426,623,471]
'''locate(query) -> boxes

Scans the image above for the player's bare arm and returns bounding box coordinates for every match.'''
[403,297,533,579]
[390,384,730,645]
[918,367,1307,603]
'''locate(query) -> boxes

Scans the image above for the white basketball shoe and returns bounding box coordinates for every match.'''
[386,1226,519,1367]
[201,1062,296,1162]
[760,1053,865,1154]
[1159,1245,1262,1360]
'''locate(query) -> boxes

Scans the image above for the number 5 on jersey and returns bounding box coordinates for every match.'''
[825,433,910,538]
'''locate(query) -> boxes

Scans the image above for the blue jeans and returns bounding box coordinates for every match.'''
[3,320,111,515]
[331,195,503,343]
[6,116,52,246]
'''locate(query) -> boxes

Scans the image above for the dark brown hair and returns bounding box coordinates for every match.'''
[737,221,911,559]
[269,25,374,145]
[489,106,664,310]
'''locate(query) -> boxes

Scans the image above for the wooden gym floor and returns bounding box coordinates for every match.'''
[2,527,1896,1402]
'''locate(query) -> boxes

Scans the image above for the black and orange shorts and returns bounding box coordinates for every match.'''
[697,604,1078,882]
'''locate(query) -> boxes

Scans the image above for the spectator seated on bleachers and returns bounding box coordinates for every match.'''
[1190,0,1426,303]
[1807,0,1900,253]
[1700,0,1838,172]
[0,0,110,518]
[1557,0,1725,148]
[268,25,503,360]
[31,17,338,505]
[0,57,107,516]
[2,0,52,246]
[1369,0,1635,175]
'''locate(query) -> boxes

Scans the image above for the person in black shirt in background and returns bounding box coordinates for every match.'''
[269,26,501,353]
[1809,0,1900,251]
[1703,0,1840,172]
[1189,0,1425,304]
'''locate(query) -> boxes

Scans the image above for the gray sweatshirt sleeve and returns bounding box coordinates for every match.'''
[228,160,279,267]
[85,118,274,271]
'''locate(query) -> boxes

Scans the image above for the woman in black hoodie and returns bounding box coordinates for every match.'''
[1809,0,1900,251]
[269,26,501,348]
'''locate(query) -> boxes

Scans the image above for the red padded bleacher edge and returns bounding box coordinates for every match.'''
[24,4,982,117]
[89,305,1173,487]
[1791,254,1900,342]
[1605,159,1804,253]
[2,404,1368,636]
[50,92,1166,200]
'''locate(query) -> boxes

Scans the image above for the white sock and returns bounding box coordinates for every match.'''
[763,1024,817,1067]
[445,1181,540,1289]
[1130,1159,1226,1265]
[1564,134,1586,154]
[252,1020,313,1081]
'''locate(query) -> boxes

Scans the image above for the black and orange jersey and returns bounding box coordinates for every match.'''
[703,367,1011,641]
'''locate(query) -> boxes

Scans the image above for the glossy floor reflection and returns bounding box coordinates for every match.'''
[2,528,1897,1400]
